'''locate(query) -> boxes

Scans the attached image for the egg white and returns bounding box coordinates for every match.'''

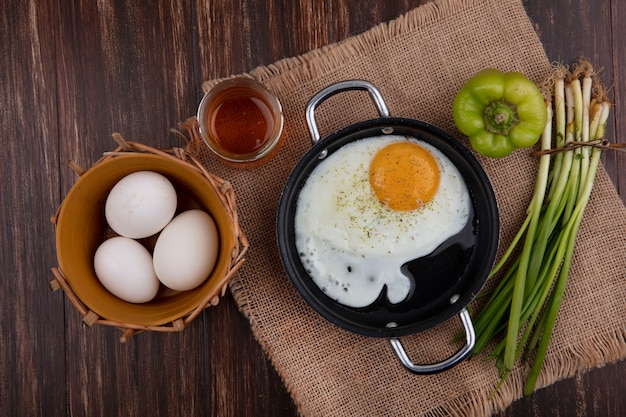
[294,135,471,308]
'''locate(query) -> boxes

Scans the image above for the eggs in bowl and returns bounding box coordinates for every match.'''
[294,135,471,308]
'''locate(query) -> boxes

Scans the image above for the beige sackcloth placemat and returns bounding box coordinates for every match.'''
[185,0,626,415]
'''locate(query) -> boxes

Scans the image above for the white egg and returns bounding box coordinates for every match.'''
[153,209,219,291]
[93,236,160,303]
[294,135,471,308]
[105,171,177,239]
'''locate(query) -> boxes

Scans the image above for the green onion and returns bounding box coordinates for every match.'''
[471,59,611,395]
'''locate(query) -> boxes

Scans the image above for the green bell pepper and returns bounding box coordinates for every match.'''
[452,68,548,158]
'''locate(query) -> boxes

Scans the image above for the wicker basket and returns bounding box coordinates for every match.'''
[50,133,248,342]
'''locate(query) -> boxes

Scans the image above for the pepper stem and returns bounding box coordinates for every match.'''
[484,99,519,135]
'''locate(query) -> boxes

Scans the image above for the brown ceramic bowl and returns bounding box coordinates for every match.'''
[55,151,239,327]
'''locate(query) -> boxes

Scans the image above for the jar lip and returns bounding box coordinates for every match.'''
[196,77,284,164]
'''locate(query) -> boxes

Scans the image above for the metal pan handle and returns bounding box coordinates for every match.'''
[305,80,390,144]
[387,295,476,374]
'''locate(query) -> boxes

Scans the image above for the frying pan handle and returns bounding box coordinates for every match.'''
[388,305,476,375]
[305,80,391,144]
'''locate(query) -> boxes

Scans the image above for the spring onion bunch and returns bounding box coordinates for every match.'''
[472,59,612,396]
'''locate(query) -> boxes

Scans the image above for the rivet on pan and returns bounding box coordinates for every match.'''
[386,322,399,328]
[450,294,460,304]
[381,126,394,134]
[318,149,328,159]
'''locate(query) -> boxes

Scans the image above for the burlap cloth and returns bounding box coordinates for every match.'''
[187,0,626,415]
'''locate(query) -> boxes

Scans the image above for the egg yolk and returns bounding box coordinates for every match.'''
[369,142,440,211]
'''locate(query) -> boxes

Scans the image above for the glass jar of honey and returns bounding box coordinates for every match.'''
[197,77,284,169]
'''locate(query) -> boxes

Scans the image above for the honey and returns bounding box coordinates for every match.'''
[211,96,274,154]
[197,77,284,168]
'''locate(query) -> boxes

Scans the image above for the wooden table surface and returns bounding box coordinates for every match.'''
[2,0,624,416]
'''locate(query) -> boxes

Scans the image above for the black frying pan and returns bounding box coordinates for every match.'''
[277,80,499,373]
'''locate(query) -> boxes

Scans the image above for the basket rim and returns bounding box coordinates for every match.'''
[51,136,249,340]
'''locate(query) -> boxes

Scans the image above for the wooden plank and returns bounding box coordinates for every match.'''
[195,3,331,415]
[609,0,626,202]
[52,1,208,416]
[524,0,624,204]
[204,295,296,416]
[195,0,334,79]
[0,0,66,415]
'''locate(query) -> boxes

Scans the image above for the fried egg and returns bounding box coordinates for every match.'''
[294,135,470,308]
